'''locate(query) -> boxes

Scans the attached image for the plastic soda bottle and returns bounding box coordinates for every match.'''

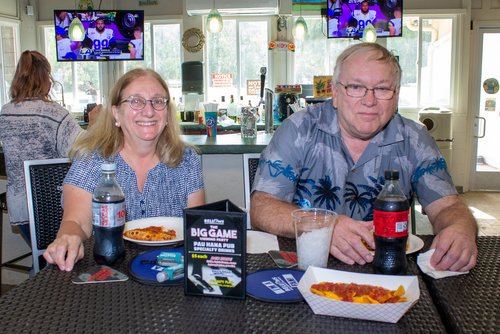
[92,162,126,265]
[373,170,409,275]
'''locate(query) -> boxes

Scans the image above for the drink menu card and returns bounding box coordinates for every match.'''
[184,200,246,299]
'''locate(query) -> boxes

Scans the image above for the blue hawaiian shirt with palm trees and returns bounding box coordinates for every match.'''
[252,101,457,221]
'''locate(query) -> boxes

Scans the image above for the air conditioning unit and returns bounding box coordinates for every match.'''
[186,0,279,16]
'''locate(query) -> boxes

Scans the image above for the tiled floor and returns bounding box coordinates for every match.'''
[415,192,500,236]
[2,192,499,295]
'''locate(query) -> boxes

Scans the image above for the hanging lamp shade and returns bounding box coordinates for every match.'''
[207,8,223,33]
[68,16,86,42]
[361,23,377,43]
[293,16,308,40]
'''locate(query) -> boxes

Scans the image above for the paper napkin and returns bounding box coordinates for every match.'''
[246,230,279,254]
[417,248,469,279]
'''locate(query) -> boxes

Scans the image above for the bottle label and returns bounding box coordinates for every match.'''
[373,209,409,238]
[92,201,126,227]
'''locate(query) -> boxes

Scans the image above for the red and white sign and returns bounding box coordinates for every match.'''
[212,73,233,87]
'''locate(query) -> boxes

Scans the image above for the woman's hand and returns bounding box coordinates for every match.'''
[43,184,94,271]
[43,230,85,271]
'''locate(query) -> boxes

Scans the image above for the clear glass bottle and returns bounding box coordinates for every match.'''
[177,96,184,122]
[227,94,238,123]
[219,96,227,118]
[92,162,126,266]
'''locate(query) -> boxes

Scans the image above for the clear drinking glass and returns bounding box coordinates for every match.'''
[293,208,337,271]
[241,107,257,138]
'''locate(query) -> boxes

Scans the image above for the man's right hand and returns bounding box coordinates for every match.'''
[330,216,374,265]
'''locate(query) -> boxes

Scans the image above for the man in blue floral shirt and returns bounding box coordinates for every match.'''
[251,43,477,272]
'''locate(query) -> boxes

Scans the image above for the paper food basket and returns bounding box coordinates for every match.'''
[297,267,420,323]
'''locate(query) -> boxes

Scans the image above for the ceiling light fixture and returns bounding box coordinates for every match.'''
[361,23,377,43]
[68,1,86,42]
[68,16,86,41]
[206,0,223,33]
[293,4,308,40]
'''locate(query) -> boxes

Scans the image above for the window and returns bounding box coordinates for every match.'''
[293,16,357,85]
[43,26,101,115]
[124,22,182,102]
[387,16,454,108]
[0,22,19,106]
[42,20,182,115]
[293,14,457,109]
[206,18,270,106]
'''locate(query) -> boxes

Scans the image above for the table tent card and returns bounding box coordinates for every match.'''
[184,199,246,299]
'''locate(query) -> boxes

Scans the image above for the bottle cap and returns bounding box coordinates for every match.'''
[156,271,168,283]
[384,170,399,180]
[101,162,116,172]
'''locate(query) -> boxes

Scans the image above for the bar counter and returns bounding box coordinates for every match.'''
[181,132,273,154]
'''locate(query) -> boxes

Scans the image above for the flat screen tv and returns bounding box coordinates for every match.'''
[327,0,403,39]
[54,9,144,61]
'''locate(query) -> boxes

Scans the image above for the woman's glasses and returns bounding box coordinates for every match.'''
[120,96,169,111]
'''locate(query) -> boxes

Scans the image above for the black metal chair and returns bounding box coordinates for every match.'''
[242,153,261,229]
[24,158,71,274]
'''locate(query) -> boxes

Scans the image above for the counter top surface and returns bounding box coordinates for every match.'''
[0,132,273,156]
[181,132,273,154]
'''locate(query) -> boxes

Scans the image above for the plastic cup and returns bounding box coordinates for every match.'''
[205,111,217,137]
[293,208,337,271]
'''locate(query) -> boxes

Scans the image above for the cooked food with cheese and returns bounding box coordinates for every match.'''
[310,282,407,304]
[124,226,177,241]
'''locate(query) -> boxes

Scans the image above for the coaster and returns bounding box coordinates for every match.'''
[128,248,184,286]
[246,268,304,303]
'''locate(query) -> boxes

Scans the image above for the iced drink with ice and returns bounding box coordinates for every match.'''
[293,208,337,271]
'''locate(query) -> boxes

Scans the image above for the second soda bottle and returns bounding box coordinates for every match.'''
[373,170,409,275]
[92,162,126,266]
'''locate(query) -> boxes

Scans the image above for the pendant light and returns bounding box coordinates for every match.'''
[293,3,308,40]
[68,16,86,42]
[207,0,223,33]
[361,23,377,43]
[69,0,86,42]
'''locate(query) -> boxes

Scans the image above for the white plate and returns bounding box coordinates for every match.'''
[407,234,424,254]
[123,216,183,246]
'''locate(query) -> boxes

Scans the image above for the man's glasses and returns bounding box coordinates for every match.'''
[337,82,396,100]
[120,96,169,111]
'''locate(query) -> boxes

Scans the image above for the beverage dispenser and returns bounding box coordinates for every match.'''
[275,85,302,122]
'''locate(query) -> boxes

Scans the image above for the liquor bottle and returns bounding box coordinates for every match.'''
[373,170,409,275]
[227,94,238,123]
[92,162,126,266]
[237,96,244,124]
[219,96,227,117]
[177,97,184,123]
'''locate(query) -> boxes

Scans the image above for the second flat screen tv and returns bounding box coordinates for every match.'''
[54,9,144,62]
[327,0,403,39]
